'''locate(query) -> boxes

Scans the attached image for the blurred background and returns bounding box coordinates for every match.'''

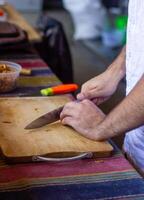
[5,0,129,105]
[6,0,128,85]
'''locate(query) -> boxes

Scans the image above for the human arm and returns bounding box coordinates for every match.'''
[60,74,144,141]
[77,47,126,105]
[92,74,144,140]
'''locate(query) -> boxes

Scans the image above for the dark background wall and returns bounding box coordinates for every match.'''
[43,0,120,10]
[43,0,63,9]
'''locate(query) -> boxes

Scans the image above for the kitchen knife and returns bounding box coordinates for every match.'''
[25,106,64,130]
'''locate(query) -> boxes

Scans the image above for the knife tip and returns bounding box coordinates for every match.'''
[24,126,30,130]
[24,125,33,130]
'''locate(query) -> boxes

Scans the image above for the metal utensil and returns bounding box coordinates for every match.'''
[25,106,64,129]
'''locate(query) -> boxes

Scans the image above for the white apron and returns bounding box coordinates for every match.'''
[124,0,144,170]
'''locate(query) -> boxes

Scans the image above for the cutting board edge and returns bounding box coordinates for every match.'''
[1,149,114,163]
[0,145,114,162]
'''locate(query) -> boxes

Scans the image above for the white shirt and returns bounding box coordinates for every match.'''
[124,0,144,171]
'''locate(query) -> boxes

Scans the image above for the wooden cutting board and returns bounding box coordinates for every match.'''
[0,96,113,162]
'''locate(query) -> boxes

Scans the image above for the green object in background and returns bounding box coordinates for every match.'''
[115,15,128,44]
[115,15,128,30]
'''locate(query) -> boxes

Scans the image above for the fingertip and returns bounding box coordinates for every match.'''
[77,93,85,100]
[61,118,65,125]
[61,117,69,125]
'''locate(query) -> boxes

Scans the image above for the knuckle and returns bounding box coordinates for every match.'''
[96,85,101,91]
[81,83,88,91]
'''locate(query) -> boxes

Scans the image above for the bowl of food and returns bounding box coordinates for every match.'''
[0,61,21,93]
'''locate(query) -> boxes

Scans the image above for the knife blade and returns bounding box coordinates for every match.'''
[25,106,64,130]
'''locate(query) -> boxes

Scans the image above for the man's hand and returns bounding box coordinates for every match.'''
[77,69,119,105]
[60,99,105,140]
[77,47,126,105]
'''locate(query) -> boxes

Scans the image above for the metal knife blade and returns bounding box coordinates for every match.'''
[25,106,64,130]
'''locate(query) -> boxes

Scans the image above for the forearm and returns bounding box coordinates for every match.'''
[94,74,144,140]
[107,46,126,83]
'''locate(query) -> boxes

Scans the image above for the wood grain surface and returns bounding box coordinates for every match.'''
[0,96,113,159]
